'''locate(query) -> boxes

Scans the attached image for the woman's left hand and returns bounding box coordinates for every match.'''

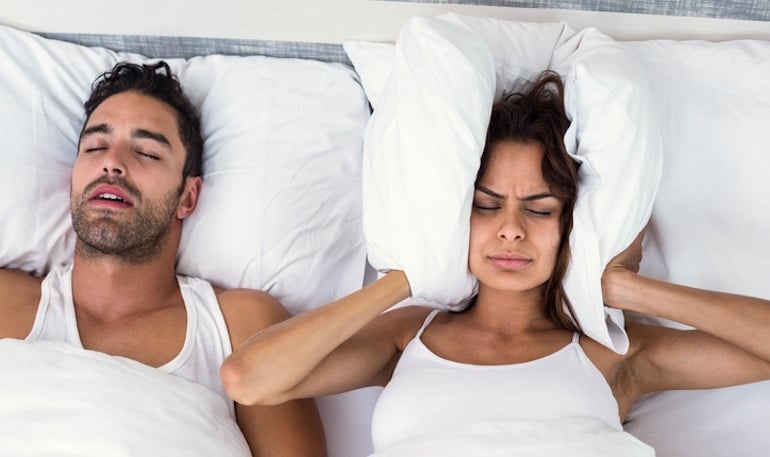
[601,227,646,308]
[605,227,646,274]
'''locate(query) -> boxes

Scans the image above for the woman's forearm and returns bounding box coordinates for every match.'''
[221,270,411,405]
[604,268,770,362]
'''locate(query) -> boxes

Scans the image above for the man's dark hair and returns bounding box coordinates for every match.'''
[82,61,203,178]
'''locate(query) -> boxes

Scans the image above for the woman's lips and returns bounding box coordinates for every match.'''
[488,254,531,270]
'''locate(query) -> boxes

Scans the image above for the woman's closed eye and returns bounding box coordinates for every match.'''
[473,200,501,211]
[525,207,553,217]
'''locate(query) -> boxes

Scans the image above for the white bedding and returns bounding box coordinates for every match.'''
[368,417,654,457]
[0,339,250,457]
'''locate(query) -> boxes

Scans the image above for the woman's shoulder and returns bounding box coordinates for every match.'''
[581,323,683,396]
[379,305,437,350]
[382,304,437,327]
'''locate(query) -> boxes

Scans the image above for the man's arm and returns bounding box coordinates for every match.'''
[0,269,43,339]
[218,288,327,457]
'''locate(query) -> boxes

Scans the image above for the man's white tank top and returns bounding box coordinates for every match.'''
[26,265,235,417]
[371,309,621,451]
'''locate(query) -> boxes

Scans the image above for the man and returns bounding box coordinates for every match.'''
[0,61,327,456]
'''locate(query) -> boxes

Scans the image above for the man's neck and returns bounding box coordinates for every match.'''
[71,247,180,322]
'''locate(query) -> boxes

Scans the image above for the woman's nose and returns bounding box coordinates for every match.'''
[498,212,525,241]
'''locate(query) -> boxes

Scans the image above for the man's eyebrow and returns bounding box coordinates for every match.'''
[475,185,556,201]
[80,123,111,139]
[132,128,171,148]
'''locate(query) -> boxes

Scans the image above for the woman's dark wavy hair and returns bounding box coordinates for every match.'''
[81,61,203,179]
[474,70,581,332]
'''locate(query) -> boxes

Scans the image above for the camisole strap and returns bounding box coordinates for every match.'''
[415,309,441,339]
[571,331,581,344]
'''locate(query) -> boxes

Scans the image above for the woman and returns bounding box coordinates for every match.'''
[220,71,770,451]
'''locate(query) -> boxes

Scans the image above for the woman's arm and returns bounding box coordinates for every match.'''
[605,269,770,364]
[602,237,770,394]
[219,288,328,456]
[220,271,415,406]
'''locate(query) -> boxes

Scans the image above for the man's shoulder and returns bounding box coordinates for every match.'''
[0,268,43,302]
[215,287,284,312]
[216,287,290,346]
[0,269,44,339]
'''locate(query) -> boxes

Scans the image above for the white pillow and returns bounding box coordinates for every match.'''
[621,38,770,457]
[351,14,661,353]
[0,24,370,314]
[342,40,394,111]
[626,38,770,306]
[173,55,369,314]
[552,30,663,353]
[0,28,124,275]
[344,14,575,109]
[361,15,495,307]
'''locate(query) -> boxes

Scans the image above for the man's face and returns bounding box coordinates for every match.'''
[70,91,193,263]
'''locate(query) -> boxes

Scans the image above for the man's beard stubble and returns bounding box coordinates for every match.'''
[70,177,184,265]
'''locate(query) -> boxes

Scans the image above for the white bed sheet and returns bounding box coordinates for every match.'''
[0,339,250,457]
[369,417,654,457]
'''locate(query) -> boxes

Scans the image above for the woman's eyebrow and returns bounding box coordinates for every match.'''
[520,192,557,202]
[475,185,505,199]
[476,185,556,202]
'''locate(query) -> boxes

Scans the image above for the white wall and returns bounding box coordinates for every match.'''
[2,0,770,42]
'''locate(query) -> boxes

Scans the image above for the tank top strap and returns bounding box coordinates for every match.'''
[571,331,581,344]
[414,309,441,338]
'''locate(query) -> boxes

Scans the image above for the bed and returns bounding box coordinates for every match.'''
[1,2,769,457]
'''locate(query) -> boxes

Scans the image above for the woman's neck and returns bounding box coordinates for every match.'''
[466,286,555,335]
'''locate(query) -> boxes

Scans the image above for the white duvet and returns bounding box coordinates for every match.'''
[0,339,250,457]
[369,418,655,457]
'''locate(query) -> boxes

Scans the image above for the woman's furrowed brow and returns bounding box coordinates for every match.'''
[475,185,505,199]
[520,192,557,202]
[476,186,556,202]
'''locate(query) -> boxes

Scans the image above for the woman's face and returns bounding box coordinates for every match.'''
[469,140,564,295]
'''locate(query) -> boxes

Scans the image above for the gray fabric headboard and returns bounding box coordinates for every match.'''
[42,33,350,64]
[380,0,770,22]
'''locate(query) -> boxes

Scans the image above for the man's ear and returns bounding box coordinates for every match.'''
[177,176,202,220]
